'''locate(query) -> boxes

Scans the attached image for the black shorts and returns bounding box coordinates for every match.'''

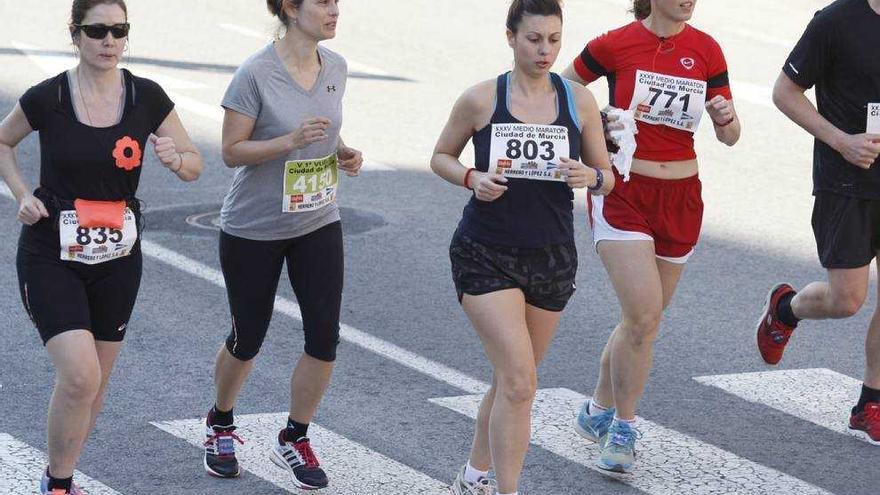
[17,221,142,344]
[812,192,880,269]
[449,229,577,312]
[219,221,343,362]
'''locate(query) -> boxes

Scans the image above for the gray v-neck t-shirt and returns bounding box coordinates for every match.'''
[220,43,347,241]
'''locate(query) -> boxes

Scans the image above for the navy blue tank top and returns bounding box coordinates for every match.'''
[458,72,582,248]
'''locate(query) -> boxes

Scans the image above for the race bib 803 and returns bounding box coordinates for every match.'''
[630,70,707,132]
[868,103,880,134]
[488,123,570,182]
[283,153,338,213]
[59,208,137,265]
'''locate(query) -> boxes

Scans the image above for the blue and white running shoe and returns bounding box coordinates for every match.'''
[596,419,642,473]
[572,400,615,443]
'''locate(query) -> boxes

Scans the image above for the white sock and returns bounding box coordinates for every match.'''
[613,415,636,426]
[589,399,610,416]
[463,461,488,484]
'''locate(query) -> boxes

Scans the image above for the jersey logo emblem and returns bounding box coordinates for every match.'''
[327,85,337,93]
[680,57,695,70]
[112,136,142,171]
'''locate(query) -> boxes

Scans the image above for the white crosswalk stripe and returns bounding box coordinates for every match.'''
[695,368,875,444]
[430,388,834,495]
[152,413,449,494]
[0,433,123,495]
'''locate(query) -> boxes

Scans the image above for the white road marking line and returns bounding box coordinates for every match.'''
[430,388,833,495]
[0,433,123,495]
[11,41,207,90]
[0,183,12,200]
[140,240,488,394]
[152,413,449,494]
[217,22,392,77]
[695,368,873,443]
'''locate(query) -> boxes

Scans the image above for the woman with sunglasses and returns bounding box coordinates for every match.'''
[561,0,739,473]
[0,1,202,493]
[199,0,362,490]
[433,1,613,493]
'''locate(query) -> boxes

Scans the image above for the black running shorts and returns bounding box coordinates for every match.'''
[17,222,143,344]
[449,229,577,312]
[812,192,880,269]
[219,221,343,362]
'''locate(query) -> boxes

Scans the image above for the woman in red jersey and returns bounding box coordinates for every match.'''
[562,0,740,473]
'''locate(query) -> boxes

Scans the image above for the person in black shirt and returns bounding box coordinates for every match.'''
[755,0,880,445]
[0,1,202,493]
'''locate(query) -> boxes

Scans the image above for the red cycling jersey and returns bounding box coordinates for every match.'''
[573,21,732,162]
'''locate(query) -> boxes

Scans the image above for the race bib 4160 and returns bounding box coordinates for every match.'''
[868,103,880,134]
[630,70,707,132]
[59,208,137,265]
[488,123,570,182]
[283,153,338,213]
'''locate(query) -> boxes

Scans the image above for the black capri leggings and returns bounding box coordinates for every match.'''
[219,221,343,362]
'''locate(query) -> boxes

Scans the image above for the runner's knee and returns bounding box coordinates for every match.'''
[829,287,866,318]
[621,309,662,345]
[497,366,537,405]
[303,327,339,362]
[57,366,101,404]
[224,331,264,362]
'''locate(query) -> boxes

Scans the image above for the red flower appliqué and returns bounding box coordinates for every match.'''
[112,136,142,171]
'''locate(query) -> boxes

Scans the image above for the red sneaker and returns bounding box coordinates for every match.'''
[849,402,880,445]
[756,283,797,365]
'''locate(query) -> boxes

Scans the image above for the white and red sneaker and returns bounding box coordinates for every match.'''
[270,432,328,490]
[204,422,244,478]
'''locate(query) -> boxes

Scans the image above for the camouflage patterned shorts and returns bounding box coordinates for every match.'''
[449,229,578,312]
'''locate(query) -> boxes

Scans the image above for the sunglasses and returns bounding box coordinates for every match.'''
[74,23,130,40]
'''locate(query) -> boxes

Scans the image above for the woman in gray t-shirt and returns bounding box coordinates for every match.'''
[201,1,363,489]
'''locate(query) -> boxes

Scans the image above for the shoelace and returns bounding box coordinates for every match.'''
[767,320,794,346]
[609,424,643,448]
[293,439,320,468]
[205,427,244,457]
[474,477,497,495]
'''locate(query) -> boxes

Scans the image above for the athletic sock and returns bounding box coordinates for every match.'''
[46,469,73,491]
[589,399,610,416]
[208,405,234,427]
[776,291,800,327]
[613,416,637,427]
[283,418,309,442]
[854,384,880,413]
[463,460,489,484]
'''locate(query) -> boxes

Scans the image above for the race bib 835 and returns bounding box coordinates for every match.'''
[59,208,137,265]
[488,123,570,182]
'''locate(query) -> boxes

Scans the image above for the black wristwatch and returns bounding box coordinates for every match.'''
[588,168,603,192]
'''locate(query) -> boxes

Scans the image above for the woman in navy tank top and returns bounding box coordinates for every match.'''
[430,1,613,493]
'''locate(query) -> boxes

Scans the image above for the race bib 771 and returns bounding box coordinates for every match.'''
[630,70,707,133]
